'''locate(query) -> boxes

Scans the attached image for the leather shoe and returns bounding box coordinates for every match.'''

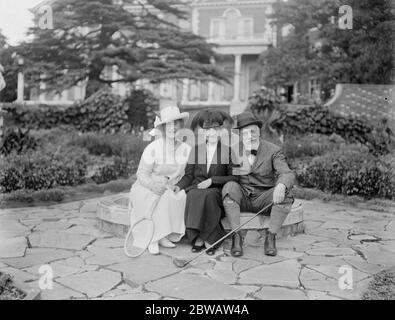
[148,242,160,255]
[231,232,243,257]
[191,238,206,253]
[206,241,222,256]
[264,231,277,256]
[191,243,206,253]
[206,246,217,256]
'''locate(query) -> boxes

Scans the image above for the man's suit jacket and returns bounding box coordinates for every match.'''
[176,141,239,193]
[235,139,295,196]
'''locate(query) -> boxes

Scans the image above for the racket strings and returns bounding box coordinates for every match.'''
[124,219,155,258]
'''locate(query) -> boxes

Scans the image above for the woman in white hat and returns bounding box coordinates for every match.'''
[129,106,191,255]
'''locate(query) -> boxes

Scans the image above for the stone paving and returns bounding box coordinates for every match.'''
[0,198,394,300]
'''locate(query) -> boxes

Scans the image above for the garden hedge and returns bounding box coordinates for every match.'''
[0,148,88,193]
[0,127,37,156]
[296,145,395,200]
[271,105,394,155]
[2,89,159,133]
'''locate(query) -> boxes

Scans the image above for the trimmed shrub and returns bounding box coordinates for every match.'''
[271,105,394,155]
[0,127,37,155]
[296,144,395,200]
[247,88,281,115]
[92,157,133,184]
[283,133,345,160]
[68,132,147,163]
[124,89,159,130]
[2,90,128,133]
[246,88,283,145]
[362,268,395,300]
[2,103,70,130]
[3,89,160,133]
[32,125,78,148]
[69,90,129,133]
[0,148,88,193]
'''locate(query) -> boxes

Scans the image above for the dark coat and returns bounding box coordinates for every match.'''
[176,141,239,244]
[235,139,296,197]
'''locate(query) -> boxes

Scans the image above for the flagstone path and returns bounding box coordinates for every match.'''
[1,198,394,300]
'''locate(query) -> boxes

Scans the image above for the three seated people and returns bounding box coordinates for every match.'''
[130,106,295,257]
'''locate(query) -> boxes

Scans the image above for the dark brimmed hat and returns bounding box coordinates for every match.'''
[190,109,224,130]
[233,111,262,130]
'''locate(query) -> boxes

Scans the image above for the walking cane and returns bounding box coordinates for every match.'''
[173,201,274,268]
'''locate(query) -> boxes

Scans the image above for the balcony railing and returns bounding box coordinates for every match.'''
[207,32,273,45]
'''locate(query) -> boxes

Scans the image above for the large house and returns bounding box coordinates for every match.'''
[132,0,279,115]
[29,0,283,115]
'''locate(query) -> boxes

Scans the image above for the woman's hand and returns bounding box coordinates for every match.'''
[151,183,167,196]
[169,185,181,194]
[197,178,212,189]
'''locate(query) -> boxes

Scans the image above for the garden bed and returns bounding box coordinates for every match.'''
[362,268,395,300]
[2,106,394,209]
[292,186,395,213]
[0,272,40,300]
[0,176,136,209]
[1,126,145,207]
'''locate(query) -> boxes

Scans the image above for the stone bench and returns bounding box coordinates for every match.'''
[221,199,305,239]
[97,194,305,239]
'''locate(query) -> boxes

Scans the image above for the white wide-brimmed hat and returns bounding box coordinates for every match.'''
[149,106,189,136]
[154,106,189,128]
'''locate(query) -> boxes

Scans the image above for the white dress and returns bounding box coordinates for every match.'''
[129,138,191,244]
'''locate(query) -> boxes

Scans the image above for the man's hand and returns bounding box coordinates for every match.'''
[273,183,286,204]
[151,183,167,196]
[197,178,212,189]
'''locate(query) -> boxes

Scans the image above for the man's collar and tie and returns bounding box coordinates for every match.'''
[245,138,261,167]
[246,149,258,157]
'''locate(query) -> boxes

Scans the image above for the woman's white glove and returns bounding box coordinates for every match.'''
[151,182,167,195]
[197,178,212,189]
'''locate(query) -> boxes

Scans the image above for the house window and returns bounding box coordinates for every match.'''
[189,80,200,101]
[309,79,321,101]
[210,19,224,39]
[225,9,240,40]
[160,81,174,98]
[241,18,253,39]
[211,9,253,41]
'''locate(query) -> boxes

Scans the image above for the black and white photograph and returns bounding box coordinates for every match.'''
[0,0,394,305]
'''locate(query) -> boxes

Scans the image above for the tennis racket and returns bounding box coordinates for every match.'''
[123,177,169,258]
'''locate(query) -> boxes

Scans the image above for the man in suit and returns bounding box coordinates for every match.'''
[222,111,296,257]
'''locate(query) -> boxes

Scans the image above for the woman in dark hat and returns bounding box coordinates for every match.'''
[172,110,239,254]
[190,109,234,132]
